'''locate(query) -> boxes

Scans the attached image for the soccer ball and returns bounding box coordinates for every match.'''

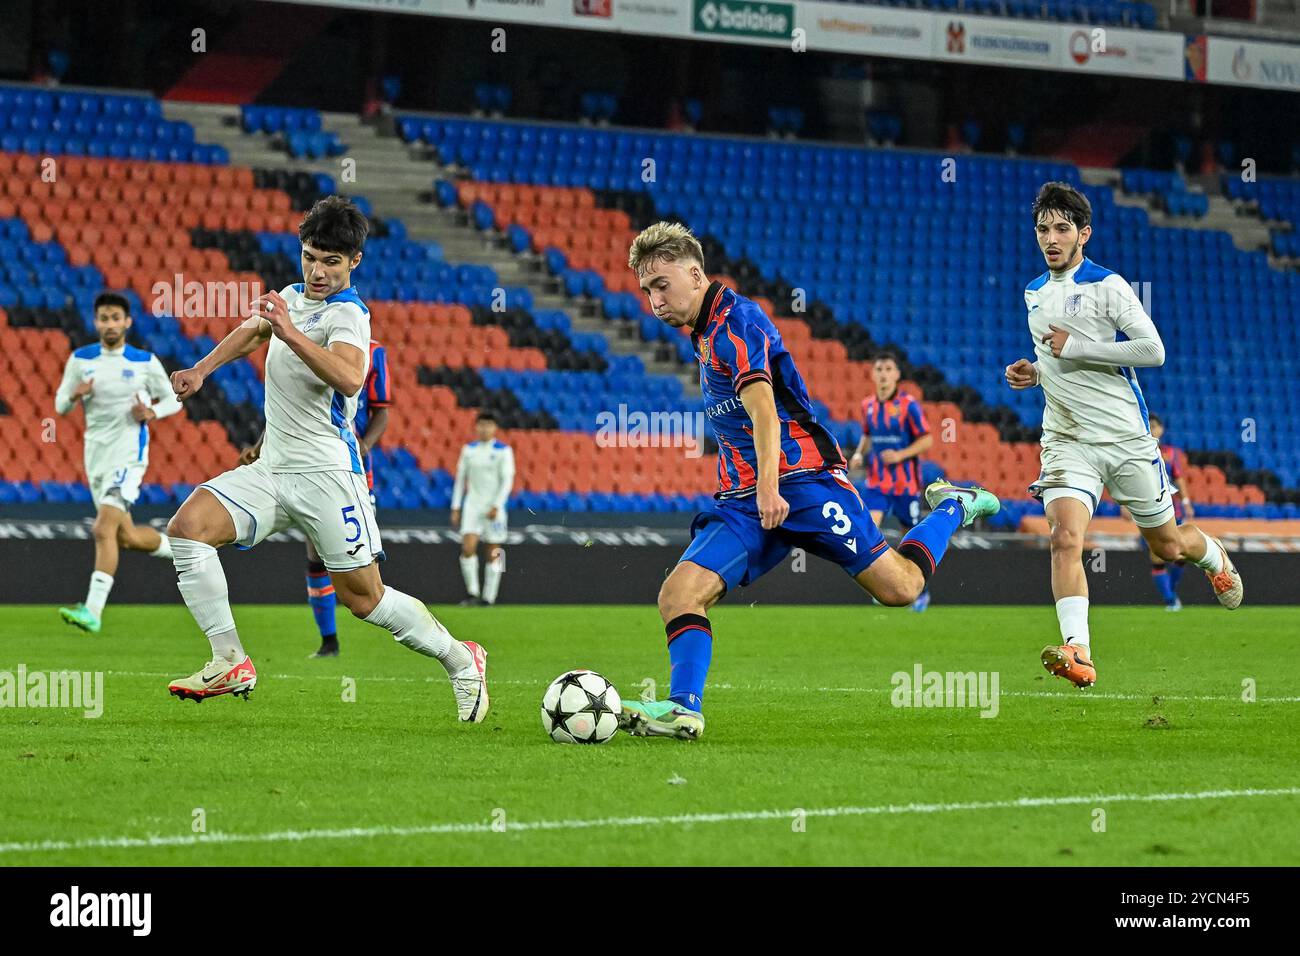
[541,670,621,744]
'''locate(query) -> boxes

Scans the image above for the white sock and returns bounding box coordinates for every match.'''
[1191,529,1224,573]
[149,534,173,560]
[459,555,480,598]
[171,537,244,661]
[1056,595,1091,650]
[364,586,473,675]
[482,550,505,604]
[85,571,113,618]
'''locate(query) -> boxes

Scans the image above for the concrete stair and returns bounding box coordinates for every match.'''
[161,100,698,392]
[1082,166,1278,258]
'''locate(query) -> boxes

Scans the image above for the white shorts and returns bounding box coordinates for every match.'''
[459,503,508,544]
[89,462,146,511]
[1030,434,1176,529]
[201,459,385,572]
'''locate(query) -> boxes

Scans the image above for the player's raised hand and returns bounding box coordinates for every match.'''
[849,451,864,472]
[237,444,260,466]
[251,290,291,339]
[1005,358,1038,390]
[757,484,789,530]
[170,367,204,401]
[1041,324,1070,358]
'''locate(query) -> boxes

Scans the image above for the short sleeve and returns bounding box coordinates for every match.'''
[324,302,369,352]
[906,399,930,438]
[713,310,772,393]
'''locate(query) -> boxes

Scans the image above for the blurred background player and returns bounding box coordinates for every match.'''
[163,197,487,721]
[1008,182,1242,690]
[451,412,515,606]
[238,337,391,656]
[54,292,182,633]
[1145,412,1193,611]
[619,222,999,740]
[848,351,934,611]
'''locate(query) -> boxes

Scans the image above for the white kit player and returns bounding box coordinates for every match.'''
[55,292,181,633]
[1006,181,1243,689]
[452,411,515,606]
[162,196,488,719]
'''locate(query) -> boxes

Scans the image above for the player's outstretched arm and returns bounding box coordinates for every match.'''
[172,320,271,400]
[738,380,790,530]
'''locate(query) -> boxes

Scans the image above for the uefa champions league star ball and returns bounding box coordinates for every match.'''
[541,670,621,744]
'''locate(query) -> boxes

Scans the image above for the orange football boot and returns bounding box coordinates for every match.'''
[1041,642,1096,688]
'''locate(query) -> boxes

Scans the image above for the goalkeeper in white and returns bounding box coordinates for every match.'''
[1006,182,1242,688]
[54,292,181,633]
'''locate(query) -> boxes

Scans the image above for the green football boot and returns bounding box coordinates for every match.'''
[923,480,1001,528]
[58,603,101,634]
[619,698,705,741]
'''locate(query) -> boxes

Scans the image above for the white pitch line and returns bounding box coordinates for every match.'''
[81,671,1300,704]
[1,786,1297,856]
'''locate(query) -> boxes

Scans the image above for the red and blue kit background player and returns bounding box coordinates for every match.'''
[1146,413,1193,610]
[619,222,1000,740]
[849,352,934,609]
[849,352,932,529]
[238,338,391,657]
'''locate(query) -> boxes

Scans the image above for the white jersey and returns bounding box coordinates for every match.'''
[1025,257,1165,445]
[452,440,515,511]
[54,342,181,474]
[261,283,371,474]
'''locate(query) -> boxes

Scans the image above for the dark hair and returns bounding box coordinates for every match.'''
[1148,412,1163,428]
[1032,181,1092,231]
[93,291,131,316]
[476,411,497,424]
[298,196,370,256]
[873,351,898,366]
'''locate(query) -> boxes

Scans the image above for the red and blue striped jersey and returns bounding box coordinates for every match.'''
[692,282,846,499]
[860,389,929,496]
[1160,442,1186,482]
[354,340,391,489]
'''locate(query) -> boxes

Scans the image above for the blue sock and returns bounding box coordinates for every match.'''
[666,613,712,712]
[897,498,963,578]
[1151,563,1176,604]
[1168,560,1186,594]
[306,563,337,641]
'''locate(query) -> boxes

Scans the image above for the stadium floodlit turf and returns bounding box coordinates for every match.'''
[2,603,1297,866]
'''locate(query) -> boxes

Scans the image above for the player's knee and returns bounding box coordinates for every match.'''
[657,577,704,622]
[1049,524,1083,555]
[876,574,922,608]
[340,591,378,619]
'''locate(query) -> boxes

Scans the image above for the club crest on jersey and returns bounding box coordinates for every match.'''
[121,368,135,380]
[1064,294,1083,316]
[303,311,325,332]
[699,338,712,365]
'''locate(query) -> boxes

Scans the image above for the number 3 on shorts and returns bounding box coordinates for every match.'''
[823,500,850,535]
[341,505,361,543]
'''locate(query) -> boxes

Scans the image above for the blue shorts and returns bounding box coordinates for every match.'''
[860,486,922,529]
[680,470,889,594]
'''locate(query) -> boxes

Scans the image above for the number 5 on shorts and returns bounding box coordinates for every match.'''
[341,505,361,543]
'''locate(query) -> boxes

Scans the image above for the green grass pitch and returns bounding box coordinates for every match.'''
[2,603,1298,866]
